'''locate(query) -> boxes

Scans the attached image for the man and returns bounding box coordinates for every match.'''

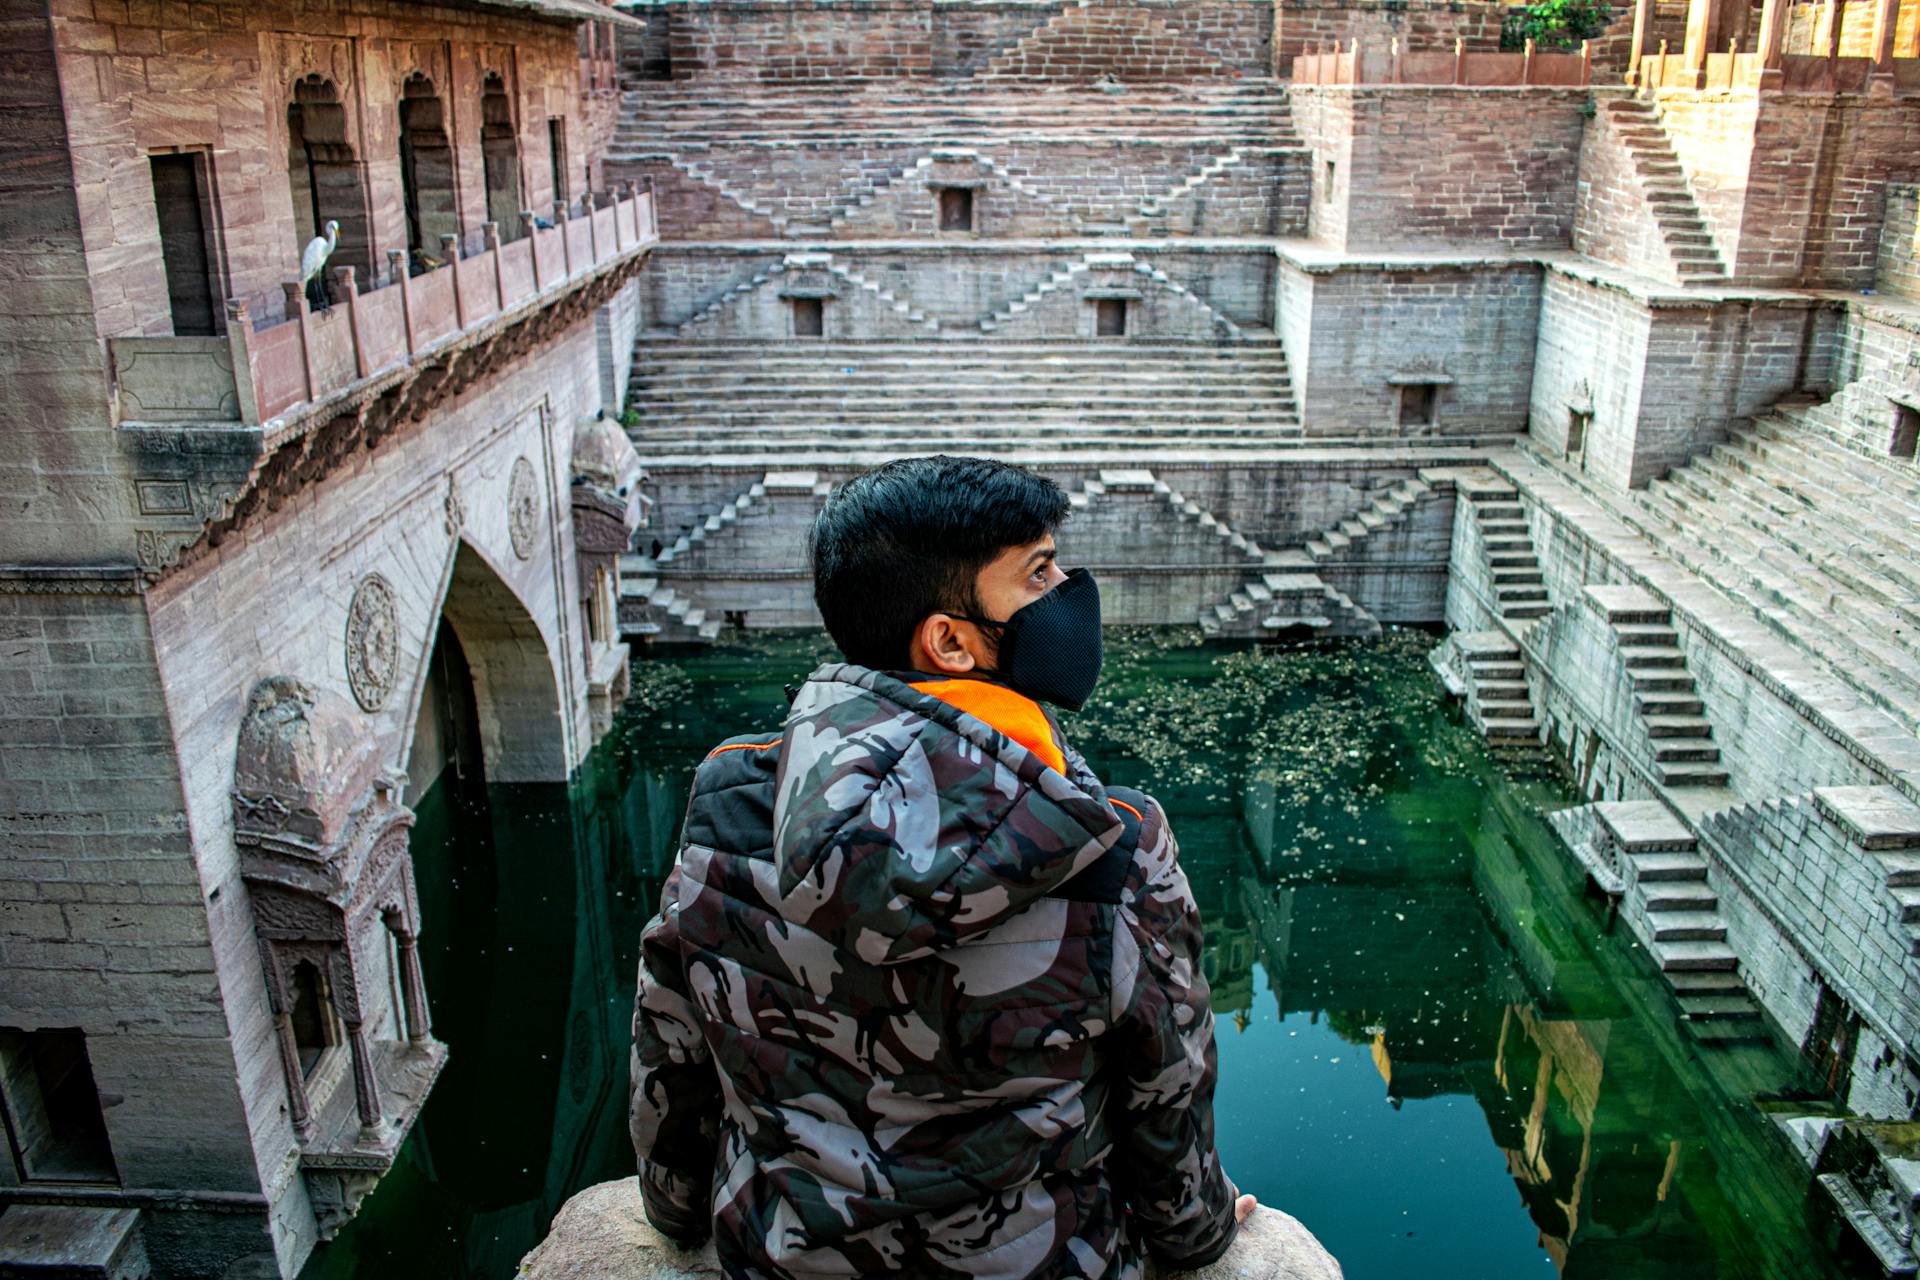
[629,455,1251,1278]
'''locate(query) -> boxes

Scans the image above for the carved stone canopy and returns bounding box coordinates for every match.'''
[233,676,381,854]
[570,412,650,547]
[571,411,645,496]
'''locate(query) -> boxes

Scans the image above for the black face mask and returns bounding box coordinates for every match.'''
[961,568,1104,712]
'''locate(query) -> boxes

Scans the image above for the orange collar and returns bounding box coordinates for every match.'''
[909,678,1066,776]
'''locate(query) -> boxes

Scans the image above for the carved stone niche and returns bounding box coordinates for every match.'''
[572,414,650,733]
[232,676,448,1240]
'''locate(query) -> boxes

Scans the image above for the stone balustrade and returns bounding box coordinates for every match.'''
[1291,38,1598,86]
[516,1179,1345,1280]
[108,186,658,433]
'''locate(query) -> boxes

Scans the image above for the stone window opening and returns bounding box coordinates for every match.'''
[289,959,338,1077]
[286,75,371,298]
[1094,297,1128,338]
[937,186,974,233]
[1397,382,1440,432]
[549,118,570,208]
[1805,980,1861,1101]
[1322,158,1335,203]
[481,72,524,240]
[0,1028,119,1184]
[792,296,825,338]
[397,74,459,273]
[1891,402,1919,460]
[1566,407,1592,468]
[149,151,224,336]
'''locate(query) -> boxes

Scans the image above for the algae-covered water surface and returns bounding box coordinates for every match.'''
[304,630,1869,1279]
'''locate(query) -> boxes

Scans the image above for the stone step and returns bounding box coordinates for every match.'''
[1655,939,1740,972]
[1636,692,1705,716]
[1619,645,1687,669]
[1627,667,1697,692]
[1638,714,1713,741]
[1683,1017,1774,1047]
[1651,910,1728,942]
[1501,602,1552,620]
[1482,717,1541,742]
[1643,880,1718,911]
[1880,853,1920,887]
[1478,699,1536,720]
[1676,992,1762,1021]
[1633,852,1709,882]
[1469,661,1525,681]
[1616,623,1680,646]
[1667,968,1747,995]
[1653,740,1721,763]
[1658,763,1732,788]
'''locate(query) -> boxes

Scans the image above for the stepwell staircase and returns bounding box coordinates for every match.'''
[1455,631,1541,744]
[1586,586,1729,790]
[1462,476,1550,625]
[1603,98,1727,283]
[1597,802,1767,1047]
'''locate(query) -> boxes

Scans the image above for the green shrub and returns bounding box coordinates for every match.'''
[1500,0,1616,51]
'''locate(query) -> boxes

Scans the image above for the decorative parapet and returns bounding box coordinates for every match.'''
[1291,38,1597,86]
[112,186,658,579]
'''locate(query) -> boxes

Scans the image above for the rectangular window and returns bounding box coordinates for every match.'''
[1323,158,1336,203]
[1398,383,1438,431]
[1095,298,1127,338]
[792,296,824,338]
[149,152,219,336]
[1892,403,1918,460]
[548,118,569,207]
[0,1029,118,1184]
[937,186,974,232]
[1567,408,1592,462]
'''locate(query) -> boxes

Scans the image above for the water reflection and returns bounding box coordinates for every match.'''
[303,630,1864,1279]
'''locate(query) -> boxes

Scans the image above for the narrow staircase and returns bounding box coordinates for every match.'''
[1586,586,1730,790]
[1456,631,1541,744]
[1603,98,1727,283]
[1463,478,1550,625]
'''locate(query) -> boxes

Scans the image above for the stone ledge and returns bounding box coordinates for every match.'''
[516,1180,1344,1280]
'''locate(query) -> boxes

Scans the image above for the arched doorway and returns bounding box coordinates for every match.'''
[480,72,524,240]
[286,74,372,293]
[397,73,459,271]
[425,541,568,784]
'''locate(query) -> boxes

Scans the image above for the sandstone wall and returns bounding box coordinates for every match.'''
[640,244,1273,337]
[619,142,1308,240]
[1272,0,1504,72]
[1278,255,1543,437]
[636,0,1273,81]
[1878,184,1920,299]
[1573,100,1692,278]
[1528,268,1837,488]
[1655,90,1920,288]
[1287,87,1589,252]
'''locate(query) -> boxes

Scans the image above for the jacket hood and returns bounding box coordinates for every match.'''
[770,663,1123,963]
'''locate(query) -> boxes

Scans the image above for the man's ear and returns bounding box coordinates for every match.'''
[913,613,980,675]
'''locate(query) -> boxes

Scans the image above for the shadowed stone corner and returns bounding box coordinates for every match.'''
[517,1180,1344,1280]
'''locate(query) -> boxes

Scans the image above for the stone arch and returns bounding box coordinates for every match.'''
[432,541,568,783]
[286,74,373,286]
[397,72,459,263]
[480,71,524,240]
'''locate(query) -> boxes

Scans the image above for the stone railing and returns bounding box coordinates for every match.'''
[109,185,658,433]
[1291,38,1598,86]
[517,1180,1345,1280]
[1634,43,1920,92]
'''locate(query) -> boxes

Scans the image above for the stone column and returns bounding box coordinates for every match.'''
[346,1020,384,1137]
[387,910,433,1044]
[1628,0,1656,82]
[272,1008,313,1141]
[1756,0,1789,81]
[1869,0,1900,90]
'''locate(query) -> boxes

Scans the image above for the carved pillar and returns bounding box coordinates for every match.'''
[1756,0,1788,84]
[1870,0,1900,89]
[386,909,433,1044]
[274,1008,315,1139]
[346,1019,383,1136]
[1682,0,1715,75]
[1628,0,1656,82]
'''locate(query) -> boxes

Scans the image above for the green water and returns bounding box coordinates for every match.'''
[302,630,1871,1279]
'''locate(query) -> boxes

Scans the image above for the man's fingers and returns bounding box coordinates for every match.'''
[1234,1193,1258,1223]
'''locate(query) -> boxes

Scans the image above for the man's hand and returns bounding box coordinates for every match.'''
[1235,1194,1257,1224]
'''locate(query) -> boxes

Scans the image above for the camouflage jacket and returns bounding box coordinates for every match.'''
[629,663,1237,1278]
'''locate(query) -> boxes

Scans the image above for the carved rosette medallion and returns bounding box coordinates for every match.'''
[508,456,539,560]
[345,574,399,712]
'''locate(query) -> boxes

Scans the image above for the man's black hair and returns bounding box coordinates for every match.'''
[810,456,1069,671]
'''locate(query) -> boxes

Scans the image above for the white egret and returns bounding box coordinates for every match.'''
[300,219,340,311]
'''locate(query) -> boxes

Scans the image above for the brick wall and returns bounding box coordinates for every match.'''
[1530,267,1836,488]
[1878,184,1920,299]
[1273,0,1503,72]
[1288,87,1588,252]
[616,140,1309,239]
[1656,90,1920,288]
[643,243,1273,336]
[1281,254,1544,437]
[1572,104,1682,278]
[647,0,1272,80]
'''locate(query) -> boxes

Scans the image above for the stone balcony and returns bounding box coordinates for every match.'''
[108,186,659,576]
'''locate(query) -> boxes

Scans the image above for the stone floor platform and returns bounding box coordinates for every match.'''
[517,1180,1343,1280]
